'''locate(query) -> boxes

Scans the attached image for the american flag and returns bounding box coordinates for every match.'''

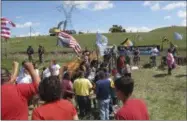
[57,31,82,54]
[1,17,16,39]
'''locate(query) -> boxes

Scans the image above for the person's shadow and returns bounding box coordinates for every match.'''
[175,74,187,78]
[153,73,168,78]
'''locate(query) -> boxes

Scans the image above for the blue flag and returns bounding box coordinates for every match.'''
[174,32,183,40]
[96,33,108,56]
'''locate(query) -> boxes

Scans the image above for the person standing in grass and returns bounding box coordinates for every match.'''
[122,60,132,78]
[50,60,61,77]
[27,46,34,62]
[117,55,125,74]
[1,62,40,120]
[114,77,149,120]
[73,71,93,118]
[133,48,140,66]
[38,45,45,63]
[61,72,74,102]
[167,49,176,75]
[32,76,78,120]
[95,71,111,120]
[150,46,159,67]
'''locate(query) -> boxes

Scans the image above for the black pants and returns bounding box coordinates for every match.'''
[151,56,156,67]
[39,54,44,63]
[133,56,140,65]
[124,73,131,78]
[28,55,33,62]
[76,95,91,117]
[168,67,172,75]
[112,97,118,105]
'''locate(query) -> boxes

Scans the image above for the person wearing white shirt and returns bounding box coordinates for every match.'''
[42,67,51,79]
[50,60,61,76]
[16,68,32,84]
[150,47,159,67]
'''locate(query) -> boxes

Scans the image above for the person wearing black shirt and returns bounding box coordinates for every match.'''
[133,48,140,66]
[27,46,34,62]
[38,45,45,63]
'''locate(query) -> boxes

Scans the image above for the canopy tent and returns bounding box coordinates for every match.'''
[120,38,133,47]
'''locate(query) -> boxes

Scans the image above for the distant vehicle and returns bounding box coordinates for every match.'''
[49,21,76,36]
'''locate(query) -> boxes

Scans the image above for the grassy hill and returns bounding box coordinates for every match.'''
[1,26,186,69]
[150,26,186,33]
[2,26,186,53]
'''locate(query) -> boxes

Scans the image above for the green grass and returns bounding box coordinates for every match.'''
[1,26,187,120]
[132,66,186,120]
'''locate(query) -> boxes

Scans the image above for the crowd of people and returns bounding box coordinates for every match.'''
[1,44,177,120]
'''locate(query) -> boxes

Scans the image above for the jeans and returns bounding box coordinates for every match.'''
[76,96,91,118]
[98,99,110,120]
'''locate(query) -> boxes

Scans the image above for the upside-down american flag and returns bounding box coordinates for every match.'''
[1,17,16,39]
[57,31,82,54]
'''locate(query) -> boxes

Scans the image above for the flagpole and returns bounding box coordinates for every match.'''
[5,38,8,59]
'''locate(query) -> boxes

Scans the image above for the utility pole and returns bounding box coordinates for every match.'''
[30,26,31,39]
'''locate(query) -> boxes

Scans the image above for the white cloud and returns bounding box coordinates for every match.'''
[177,10,186,18]
[143,1,162,11]
[164,16,171,20]
[125,26,152,32]
[143,1,151,6]
[19,32,40,37]
[79,28,108,33]
[150,3,160,11]
[91,28,108,33]
[16,16,22,19]
[64,1,93,9]
[93,1,114,11]
[16,22,40,28]
[162,1,186,10]
[63,1,114,11]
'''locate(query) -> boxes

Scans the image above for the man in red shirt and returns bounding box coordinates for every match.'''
[114,77,149,120]
[1,62,40,120]
[32,76,78,120]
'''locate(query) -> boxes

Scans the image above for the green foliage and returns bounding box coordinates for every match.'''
[109,25,126,33]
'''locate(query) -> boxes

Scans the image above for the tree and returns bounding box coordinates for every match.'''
[79,31,84,34]
[109,25,126,33]
[122,29,126,32]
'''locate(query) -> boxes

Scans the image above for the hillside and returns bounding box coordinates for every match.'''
[150,26,186,33]
[2,26,186,55]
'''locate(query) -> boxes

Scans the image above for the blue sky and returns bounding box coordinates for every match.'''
[2,1,186,37]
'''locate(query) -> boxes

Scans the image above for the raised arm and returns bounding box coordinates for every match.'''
[24,62,40,85]
[16,62,41,100]
[9,61,19,84]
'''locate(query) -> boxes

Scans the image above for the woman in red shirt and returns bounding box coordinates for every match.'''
[114,76,149,120]
[32,76,78,120]
[61,72,74,101]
